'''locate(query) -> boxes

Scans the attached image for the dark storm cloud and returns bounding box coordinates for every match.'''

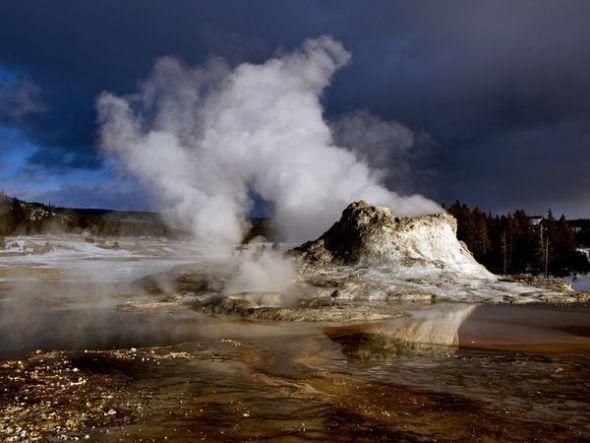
[444,120,590,215]
[0,0,589,214]
[33,179,156,212]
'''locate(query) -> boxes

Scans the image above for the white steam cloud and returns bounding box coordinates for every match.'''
[97,36,439,245]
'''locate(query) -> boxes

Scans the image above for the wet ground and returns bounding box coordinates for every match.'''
[1,297,590,441]
[0,239,589,441]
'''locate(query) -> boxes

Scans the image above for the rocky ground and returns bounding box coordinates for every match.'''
[0,348,159,441]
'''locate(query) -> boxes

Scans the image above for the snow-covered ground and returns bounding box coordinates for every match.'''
[565,274,590,292]
[0,235,227,284]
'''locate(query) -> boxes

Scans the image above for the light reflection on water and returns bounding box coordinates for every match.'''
[1,281,590,440]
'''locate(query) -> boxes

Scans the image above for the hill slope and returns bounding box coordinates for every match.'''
[0,193,171,237]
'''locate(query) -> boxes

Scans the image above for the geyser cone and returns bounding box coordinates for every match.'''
[292,200,494,278]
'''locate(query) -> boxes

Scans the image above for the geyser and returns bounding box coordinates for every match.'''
[293,200,494,277]
[97,36,439,245]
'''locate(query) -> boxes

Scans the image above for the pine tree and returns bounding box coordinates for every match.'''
[446,201,588,276]
[7,198,26,234]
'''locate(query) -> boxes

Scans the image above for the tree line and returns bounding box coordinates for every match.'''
[445,201,590,277]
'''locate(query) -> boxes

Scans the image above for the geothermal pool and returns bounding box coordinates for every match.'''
[0,236,589,441]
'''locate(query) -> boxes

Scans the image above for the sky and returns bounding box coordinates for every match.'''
[0,0,589,217]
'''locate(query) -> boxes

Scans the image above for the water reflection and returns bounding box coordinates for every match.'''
[326,302,590,365]
[325,304,476,363]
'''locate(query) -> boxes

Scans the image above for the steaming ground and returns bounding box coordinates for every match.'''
[1,232,590,441]
[0,235,220,284]
[0,227,586,333]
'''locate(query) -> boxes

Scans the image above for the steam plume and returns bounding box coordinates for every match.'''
[97,36,439,245]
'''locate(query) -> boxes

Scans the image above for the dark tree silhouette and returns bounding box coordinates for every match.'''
[446,201,589,276]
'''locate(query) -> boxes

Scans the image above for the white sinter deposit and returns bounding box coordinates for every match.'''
[292,201,578,303]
